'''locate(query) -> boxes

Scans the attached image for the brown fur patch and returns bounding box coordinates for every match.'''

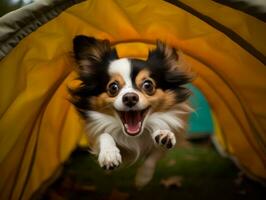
[135,69,151,87]
[89,92,115,115]
[145,89,177,113]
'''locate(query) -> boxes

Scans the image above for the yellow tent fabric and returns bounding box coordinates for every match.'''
[0,0,265,199]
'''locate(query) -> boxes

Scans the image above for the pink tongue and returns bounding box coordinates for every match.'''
[125,111,142,134]
[127,123,140,133]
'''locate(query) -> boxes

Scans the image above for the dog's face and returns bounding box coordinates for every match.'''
[69,36,192,137]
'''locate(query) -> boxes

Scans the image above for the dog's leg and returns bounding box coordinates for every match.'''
[97,133,122,170]
[135,129,177,188]
[152,129,176,149]
[135,149,164,188]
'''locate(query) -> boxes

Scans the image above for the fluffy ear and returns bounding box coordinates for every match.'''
[147,41,193,102]
[147,40,182,71]
[73,35,118,75]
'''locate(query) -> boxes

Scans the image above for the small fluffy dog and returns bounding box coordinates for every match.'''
[69,35,193,187]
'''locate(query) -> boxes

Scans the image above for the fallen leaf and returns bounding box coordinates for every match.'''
[160,176,183,188]
[74,184,96,192]
[57,175,96,195]
[183,155,197,161]
[166,159,176,167]
[109,188,129,200]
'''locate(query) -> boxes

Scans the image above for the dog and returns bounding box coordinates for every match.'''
[68,35,193,187]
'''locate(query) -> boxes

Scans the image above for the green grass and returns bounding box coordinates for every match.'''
[40,142,265,200]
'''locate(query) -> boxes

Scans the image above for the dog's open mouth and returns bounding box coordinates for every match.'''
[117,107,150,136]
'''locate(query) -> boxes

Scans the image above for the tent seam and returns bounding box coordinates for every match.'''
[165,0,266,65]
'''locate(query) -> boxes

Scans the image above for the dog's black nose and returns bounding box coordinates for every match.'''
[122,92,139,107]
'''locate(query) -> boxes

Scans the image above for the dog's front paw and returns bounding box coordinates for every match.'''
[98,146,122,170]
[153,130,176,149]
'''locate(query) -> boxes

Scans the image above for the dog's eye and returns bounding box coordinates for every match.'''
[142,80,155,95]
[107,81,120,97]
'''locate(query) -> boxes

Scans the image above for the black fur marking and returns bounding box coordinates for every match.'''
[155,135,160,143]
[161,136,167,145]
[73,36,97,60]
[147,40,193,102]
[69,35,118,118]
[130,59,147,88]
[166,140,173,149]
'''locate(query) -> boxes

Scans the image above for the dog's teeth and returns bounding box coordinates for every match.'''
[125,124,128,129]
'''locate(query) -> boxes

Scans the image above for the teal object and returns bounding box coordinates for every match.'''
[187,84,214,135]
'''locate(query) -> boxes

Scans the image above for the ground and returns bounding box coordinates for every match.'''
[39,139,265,200]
